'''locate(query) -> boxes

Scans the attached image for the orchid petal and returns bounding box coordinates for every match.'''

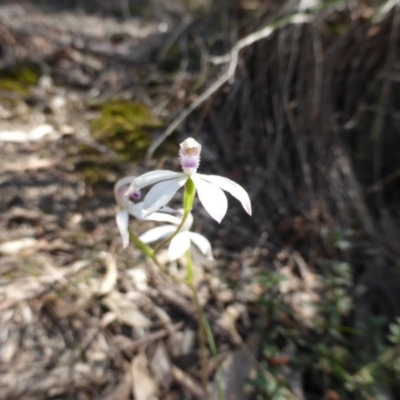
[139,225,176,244]
[158,205,177,214]
[125,202,181,224]
[187,232,213,260]
[114,175,136,207]
[191,175,228,223]
[181,212,194,231]
[126,202,144,219]
[116,209,130,249]
[168,232,191,261]
[142,177,187,217]
[143,211,182,225]
[126,170,183,196]
[198,174,252,216]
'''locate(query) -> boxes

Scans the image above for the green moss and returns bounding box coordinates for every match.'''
[75,99,177,186]
[90,100,162,162]
[0,64,40,94]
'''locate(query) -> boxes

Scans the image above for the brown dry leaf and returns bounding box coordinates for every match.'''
[3,156,57,172]
[0,364,99,398]
[168,327,195,358]
[1,331,20,363]
[171,365,203,398]
[210,332,260,400]
[150,341,173,390]
[291,291,318,327]
[0,124,56,142]
[102,291,152,329]
[101,373,131,400]
[217,303,245,346]
[97,253,118,296]
[127,268,149,292]
[279,265,302,294]
[100,311,118,327]
[0,238,39,255]
[131,351,159,400]
[0,279,46,309]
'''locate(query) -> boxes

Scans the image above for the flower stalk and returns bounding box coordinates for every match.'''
[154,178,196,254]
[186,248,208,396]
[128,230,154,258]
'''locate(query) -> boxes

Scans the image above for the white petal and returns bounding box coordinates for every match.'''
[168,232,191,261]
[115,176,136,191]
[191,175,228,223]
[198,174,252,216]
[158,205,177,214]
[181,212,194,231]
[142,177,187,217]
[114,175,136,207]
[125,170,183,196]
[187,232,213,260]
[143,210,182,225]
[126,202,180,224]
[139,225,176,244]
[126,202,144,219]
[116,209,130,249]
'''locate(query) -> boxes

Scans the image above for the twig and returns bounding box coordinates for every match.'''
[146,12,312,159]
[115,322,184,351]
[372,2,400,215]
[172,365,204,398]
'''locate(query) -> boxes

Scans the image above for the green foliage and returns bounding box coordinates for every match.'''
[253,261,400,399]
[330,227,354,251]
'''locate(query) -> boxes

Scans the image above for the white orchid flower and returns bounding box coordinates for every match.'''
[114,176,181,249]
[126,138,252,223]
[139,211,213,261]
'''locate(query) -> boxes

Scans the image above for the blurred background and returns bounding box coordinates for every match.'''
[0,0,400,399]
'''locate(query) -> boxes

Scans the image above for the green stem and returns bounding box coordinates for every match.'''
[154,178,196,254]
[186,248,208,397]
[129,228,175,279]
[203,316,225,400]
[350,343,400,386]
[186,248,194,285]
[128,230,155,258]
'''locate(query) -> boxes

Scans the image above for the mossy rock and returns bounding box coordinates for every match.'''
[90,100,163,162]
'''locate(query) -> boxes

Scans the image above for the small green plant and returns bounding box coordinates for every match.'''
[253,261,400,399]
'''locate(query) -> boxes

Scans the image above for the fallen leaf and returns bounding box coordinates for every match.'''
[102,292,152,329]
[3,157,57,172]
[171,365,203,398]
[131,351,158,400]
[150,341,172,390]
[0,124,55,142]
[217,303,245,346]
[101,374,131,400]
[97,253,118,296]
[127,268,148,292]
[210,333,260,400]
[0,238,39,255]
